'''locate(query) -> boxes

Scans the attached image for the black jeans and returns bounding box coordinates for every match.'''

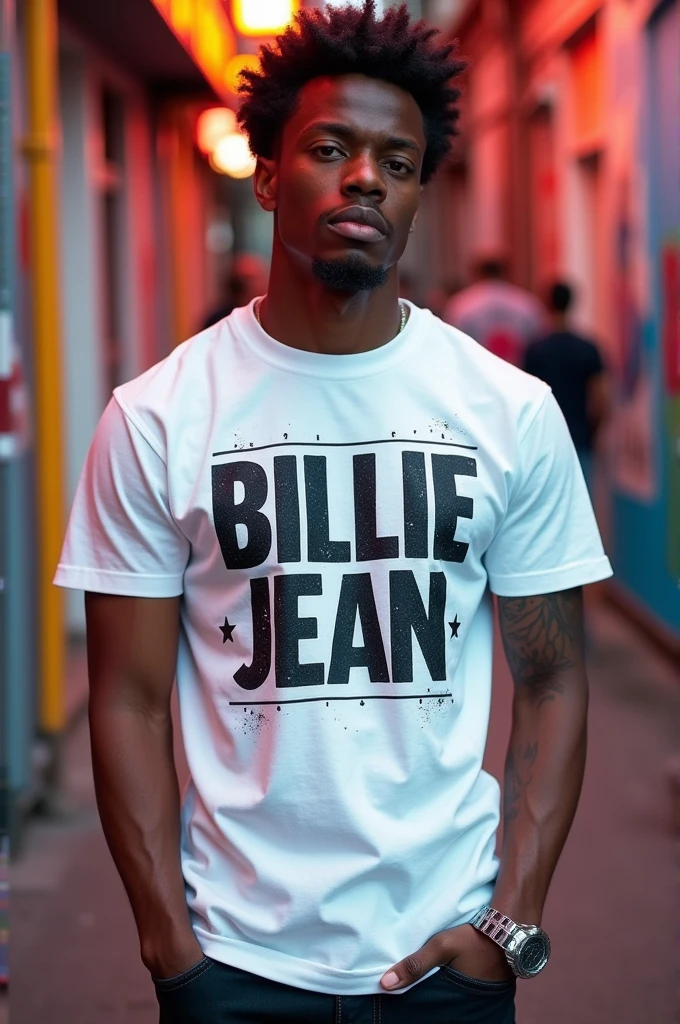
[154,956,516,1023]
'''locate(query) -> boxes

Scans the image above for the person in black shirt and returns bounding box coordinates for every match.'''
[524,281,609,491]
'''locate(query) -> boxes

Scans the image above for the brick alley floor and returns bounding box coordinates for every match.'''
[7,602,680,1024]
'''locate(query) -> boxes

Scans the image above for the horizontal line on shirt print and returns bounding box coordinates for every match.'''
[229,692,453,706]
[213,438,477,457]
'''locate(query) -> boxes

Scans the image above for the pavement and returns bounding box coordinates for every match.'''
[7,602,680,1024]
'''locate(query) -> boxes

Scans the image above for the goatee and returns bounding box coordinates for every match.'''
[312,254,388,293]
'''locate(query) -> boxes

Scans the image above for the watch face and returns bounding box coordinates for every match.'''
[517,933,550,977]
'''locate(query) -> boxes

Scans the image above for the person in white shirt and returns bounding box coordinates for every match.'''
[443,255,548,367]
[55,2,612,1022]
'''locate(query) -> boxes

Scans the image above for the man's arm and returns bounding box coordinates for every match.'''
[85,591,204,979]
[380,585,588,990]
[492,586,588,923]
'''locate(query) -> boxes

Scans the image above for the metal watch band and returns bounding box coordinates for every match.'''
[470,906,521,950]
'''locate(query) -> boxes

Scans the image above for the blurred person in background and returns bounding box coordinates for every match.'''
[524,281,610,492]
[53,3,612,1023]
[201,253,269,329]
[443,254,547,366]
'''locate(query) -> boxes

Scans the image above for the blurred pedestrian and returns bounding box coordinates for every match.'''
[201,253,268,330]
[524,281,610,491]
[443,254,547,366]
[54,3,611,1022]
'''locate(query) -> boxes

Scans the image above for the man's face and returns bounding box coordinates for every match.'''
[255,74,425,291]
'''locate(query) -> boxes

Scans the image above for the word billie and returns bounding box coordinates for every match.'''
[212,451,477,569]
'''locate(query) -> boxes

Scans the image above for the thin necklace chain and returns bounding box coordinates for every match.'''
[254,299,408,335]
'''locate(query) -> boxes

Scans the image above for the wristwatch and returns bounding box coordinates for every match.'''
[470,906,551,979]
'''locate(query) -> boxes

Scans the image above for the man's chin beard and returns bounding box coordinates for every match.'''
[312,254,388,293]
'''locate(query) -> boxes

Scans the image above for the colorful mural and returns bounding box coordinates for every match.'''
[608,0,679,633]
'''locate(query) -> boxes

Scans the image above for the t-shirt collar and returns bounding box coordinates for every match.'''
[232,297,424,380]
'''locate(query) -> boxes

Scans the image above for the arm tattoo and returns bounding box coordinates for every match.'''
[504,741,538,823]
[498,588,584,707]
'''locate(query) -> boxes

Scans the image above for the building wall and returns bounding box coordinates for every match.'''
[609,0,679,634]
[446,0,680,636]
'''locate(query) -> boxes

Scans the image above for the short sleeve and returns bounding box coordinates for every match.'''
[54,398,190,597]
[484,392,613,596]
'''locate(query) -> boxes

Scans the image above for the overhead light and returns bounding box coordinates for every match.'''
[210,131,257,178]
[196,107,237,154]
[231,0,298,37]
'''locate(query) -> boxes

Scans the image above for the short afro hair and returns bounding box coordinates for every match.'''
[237,1,468,184]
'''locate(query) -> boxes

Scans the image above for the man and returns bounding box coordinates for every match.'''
[201,253,269,330]
[55,3,612,1022]
[524,281,610,492]
[443,254,547,366]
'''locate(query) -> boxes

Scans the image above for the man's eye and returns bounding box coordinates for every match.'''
[385,160,411,175]
[313,145,342,158]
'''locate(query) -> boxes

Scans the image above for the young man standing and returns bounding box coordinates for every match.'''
[524,281,610,493]
[54,3,612,1022]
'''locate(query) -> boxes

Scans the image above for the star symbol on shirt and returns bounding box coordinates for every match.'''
[219,617,236,643]
[449,616,461,639]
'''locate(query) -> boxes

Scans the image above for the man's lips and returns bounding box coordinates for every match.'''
[326,205,389,243]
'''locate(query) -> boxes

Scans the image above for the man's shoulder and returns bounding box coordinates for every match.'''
[541,330,601,358]
[430,313,550,410]
[525,333,556,355]
[115,321,228,408]
[112,321,231,446]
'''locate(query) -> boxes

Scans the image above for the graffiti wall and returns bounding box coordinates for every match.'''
[609,0,680,632]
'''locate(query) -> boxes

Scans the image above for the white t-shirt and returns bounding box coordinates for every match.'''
[55,300,612,995]
[443,280,547,366]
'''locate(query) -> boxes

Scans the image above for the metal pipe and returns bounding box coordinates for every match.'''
[23,0,65,735]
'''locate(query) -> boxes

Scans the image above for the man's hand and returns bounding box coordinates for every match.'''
[380,924,513,991]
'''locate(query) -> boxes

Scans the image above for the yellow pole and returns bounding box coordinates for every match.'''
[24,0,65,734]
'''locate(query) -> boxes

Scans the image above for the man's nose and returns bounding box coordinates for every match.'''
[341,153,387,201]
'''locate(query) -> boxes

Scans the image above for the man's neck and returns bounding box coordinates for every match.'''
[258,244,404,356]
[551,312,569,332]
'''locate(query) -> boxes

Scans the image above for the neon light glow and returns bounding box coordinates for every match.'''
[150,0,237,99]
[210,132,257,178]
[232,0,298,37]
[196,108,238,154]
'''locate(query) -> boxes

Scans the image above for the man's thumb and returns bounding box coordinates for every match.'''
[380,937,442,991]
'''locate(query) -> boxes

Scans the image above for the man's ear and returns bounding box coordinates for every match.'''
[409,208,420,234]
[254,156,278,212]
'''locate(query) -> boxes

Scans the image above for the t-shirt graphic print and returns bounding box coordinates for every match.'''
[211,432,478,707]
[54,301,612,996]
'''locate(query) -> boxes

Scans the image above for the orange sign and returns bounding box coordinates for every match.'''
[150,0,237,99]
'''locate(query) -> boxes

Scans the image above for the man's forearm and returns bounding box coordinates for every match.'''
[494,588,589,924]
[491,673,588,923]
[89,699,201,974]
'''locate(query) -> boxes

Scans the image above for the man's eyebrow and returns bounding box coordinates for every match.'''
[300,121,421,153]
